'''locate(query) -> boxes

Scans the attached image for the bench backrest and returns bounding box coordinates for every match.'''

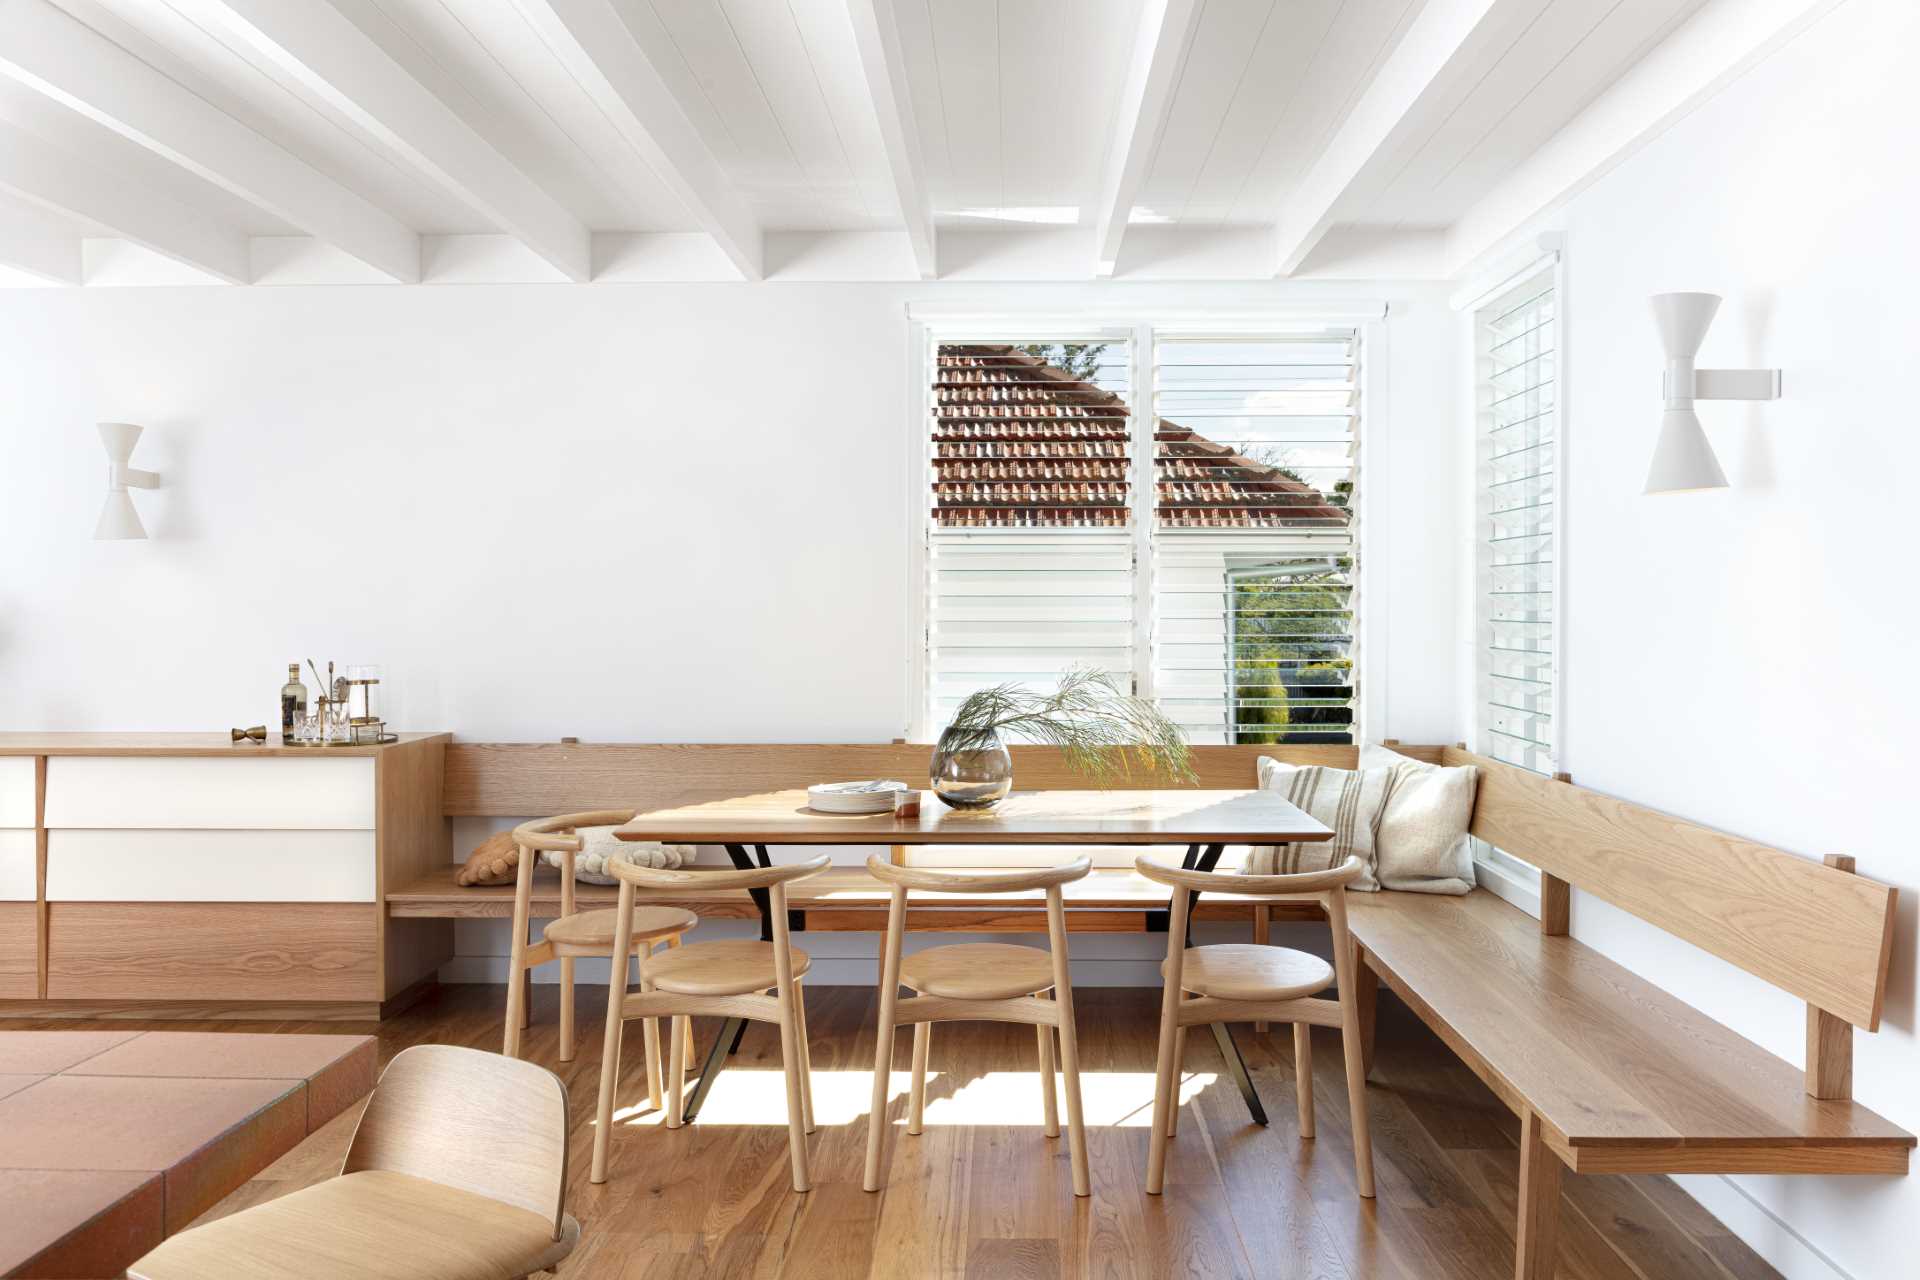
[1444,747,1897,1034]
[442,742,1443,819]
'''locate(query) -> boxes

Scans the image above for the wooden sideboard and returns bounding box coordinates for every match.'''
[0,733,452,1020]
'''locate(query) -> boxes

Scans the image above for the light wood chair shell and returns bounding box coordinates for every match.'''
[1136,853,1374,1198]
[862,855,1094,1197]
[128,1044,578,1280]
[504,810,698,1067]
[592,854,831,1192]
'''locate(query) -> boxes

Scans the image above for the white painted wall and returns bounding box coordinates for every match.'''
[1474,2,1919,1276]
[0,277,1458,981]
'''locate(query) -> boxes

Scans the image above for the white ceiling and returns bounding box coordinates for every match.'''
[0,0,1767,285]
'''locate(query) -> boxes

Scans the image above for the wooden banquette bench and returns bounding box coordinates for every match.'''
[388,740,1911,1280]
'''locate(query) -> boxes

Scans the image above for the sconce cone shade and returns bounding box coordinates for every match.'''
[95,488,147,539]
[1644,408,1728,494]
[1650,291,1721,362]
[97,420,143,467]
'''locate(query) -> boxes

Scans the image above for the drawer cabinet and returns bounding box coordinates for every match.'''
[1,735,449,1018]
[45,756,375,829]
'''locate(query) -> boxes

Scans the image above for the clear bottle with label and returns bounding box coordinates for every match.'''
[280,663,307,742]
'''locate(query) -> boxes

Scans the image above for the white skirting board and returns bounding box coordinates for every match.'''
[1671,1175,1851,1280]
[444,916,1329,988]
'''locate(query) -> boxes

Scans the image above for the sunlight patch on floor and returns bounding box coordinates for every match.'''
[606,1069,1216,1129]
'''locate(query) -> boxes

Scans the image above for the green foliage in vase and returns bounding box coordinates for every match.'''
[941,667,1196,787]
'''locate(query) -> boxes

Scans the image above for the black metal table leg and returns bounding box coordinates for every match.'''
[1183,842,1269,1127]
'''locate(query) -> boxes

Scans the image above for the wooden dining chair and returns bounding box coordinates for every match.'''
[862,854,1093,1197]
[592,853,830,1192]
[1136,852,1375,1199]
[128,1044,578,1280]
[505,810,698,1067]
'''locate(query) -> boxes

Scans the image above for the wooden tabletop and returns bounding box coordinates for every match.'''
[613,788,1331,846]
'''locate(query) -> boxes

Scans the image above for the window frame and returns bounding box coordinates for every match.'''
[904,308,1388,746]
[1454,237,1568,916]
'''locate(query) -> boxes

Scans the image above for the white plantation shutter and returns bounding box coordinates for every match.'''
[1475,276,1558,774]
[1149,333,1361,745]
[922,338,1136,731]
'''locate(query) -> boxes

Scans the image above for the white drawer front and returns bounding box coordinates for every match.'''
[47,829,377,902]
[0,757,35,827]
[45,756,375,830]
[0,829,33,900]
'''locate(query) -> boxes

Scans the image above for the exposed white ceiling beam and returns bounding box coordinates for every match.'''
[0,187,78,283]
[1093,0,1203,278]
[511,0,763,281]
[0,118,248,283]
[0,0,417,283]
[1445,0,1844,276]
[1273,0,1542,277]
[182,0,589,283]
[844,0,934,280]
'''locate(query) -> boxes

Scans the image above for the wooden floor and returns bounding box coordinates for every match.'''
[8,984,1781,1280]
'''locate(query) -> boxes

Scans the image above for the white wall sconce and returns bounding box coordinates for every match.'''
[1645,292,1781,494]
[94,421,160,539]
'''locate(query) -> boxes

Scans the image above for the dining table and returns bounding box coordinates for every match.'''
[615,787,1334,1123]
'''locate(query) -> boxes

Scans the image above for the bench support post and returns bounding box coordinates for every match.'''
[1352,941,1377,1079]
[1806,855,1858,1099]
[1516,1109,1563,1280]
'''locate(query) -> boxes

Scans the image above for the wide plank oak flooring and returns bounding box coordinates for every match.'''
[4,985,1781,1279]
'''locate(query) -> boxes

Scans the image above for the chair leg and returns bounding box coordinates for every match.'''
[796,980,816,1135]
[775,977,811,1193]
[1147,997,1183,1195]
[1252,904,1270,1033]
[1055,994,1089,1198]
[666,1015,688,1130]
[907,1020,931,1136]
[503,850,535,1057]
[1293,1022,1315,1139]
[640,946,663,1113]
[1328,895,1376,1199]
[863,889,908,1193]
[1036,991,1059,1139]
[559,953,576,1063]
[591,883,636,1185]
[668,935,696,1069]
[1168,1008,1188,1139]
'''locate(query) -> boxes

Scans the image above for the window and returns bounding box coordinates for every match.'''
[1474,273,1558,775]
[916,328,1363,743]
[1151,335,1360,745]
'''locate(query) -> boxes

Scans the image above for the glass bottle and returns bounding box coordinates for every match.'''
[280,663,307,742]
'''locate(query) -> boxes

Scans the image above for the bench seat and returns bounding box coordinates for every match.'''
[386,865,1322,931]
[1344,888,1914,1175]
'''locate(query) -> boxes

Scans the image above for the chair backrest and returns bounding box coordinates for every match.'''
[609,853,833,893]
[342,1044,569,1237]
[1135,853,1363,898]
[512,809,639,853]
[866,854,1092,894]
[1443,746,1898,1031]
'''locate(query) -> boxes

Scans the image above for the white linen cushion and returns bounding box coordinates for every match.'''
[1246,756,1392,891]
[1359,744,1479,895]
[543,825,689,884]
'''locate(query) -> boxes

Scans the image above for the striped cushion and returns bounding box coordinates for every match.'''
[1245,757,1393,890]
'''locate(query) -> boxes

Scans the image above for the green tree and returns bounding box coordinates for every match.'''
[1229,560,1354,745]
[1016,343,1111,383]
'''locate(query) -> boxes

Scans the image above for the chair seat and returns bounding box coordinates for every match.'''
[128,1169,579,1280]
[543,904,697,952]
[641,938,811,996]
[1166,944,1334,1001]
[901,942,1055,1000]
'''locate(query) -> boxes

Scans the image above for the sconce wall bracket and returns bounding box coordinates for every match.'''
[1664,368,1782,402]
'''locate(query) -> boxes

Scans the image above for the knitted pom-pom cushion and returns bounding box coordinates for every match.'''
[543,825,691,884]
[455,829,520,887]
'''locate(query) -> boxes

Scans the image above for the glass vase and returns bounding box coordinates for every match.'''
[929,726,1013,809]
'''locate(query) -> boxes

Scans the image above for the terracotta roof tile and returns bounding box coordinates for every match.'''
[933,344,1348,530]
